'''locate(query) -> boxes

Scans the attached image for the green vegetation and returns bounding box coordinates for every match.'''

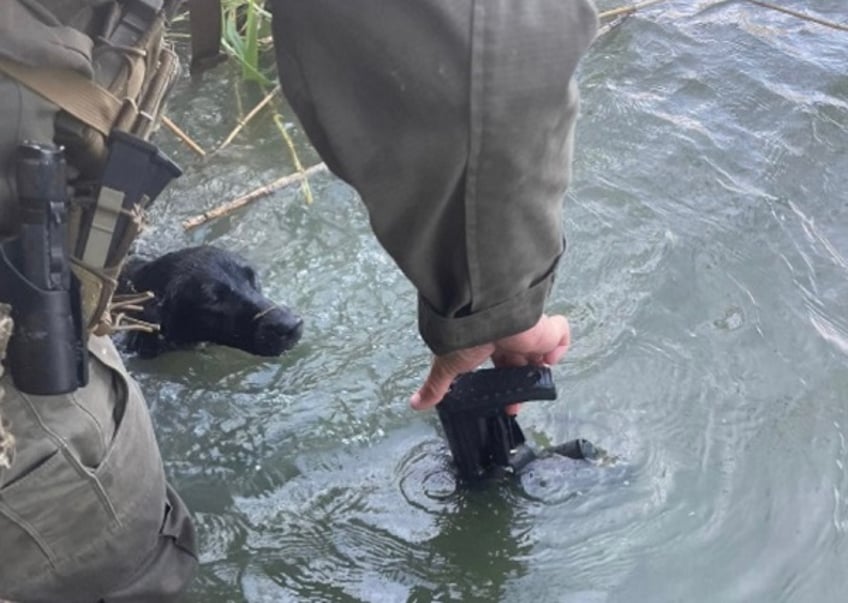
[167,1,317,206]
[219,1,314,202]
[220,0,275,87]
[273,112,314,204]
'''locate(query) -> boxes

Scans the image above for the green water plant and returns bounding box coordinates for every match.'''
[220,2,316,205]
[221,0,275,86]
[273,112,314,205]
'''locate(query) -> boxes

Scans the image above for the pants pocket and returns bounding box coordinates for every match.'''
[0,447,109,559]
[102,485,198,603]
[0,339,169,602]
[0,445,117,601]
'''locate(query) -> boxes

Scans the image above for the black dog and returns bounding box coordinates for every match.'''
[117,245,303,358]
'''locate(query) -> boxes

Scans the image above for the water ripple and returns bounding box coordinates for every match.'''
[127,2,848,600]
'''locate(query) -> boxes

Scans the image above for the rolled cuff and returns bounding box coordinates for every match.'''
[418,262,557,355]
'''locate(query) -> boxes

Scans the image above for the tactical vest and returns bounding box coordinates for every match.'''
[0,0,221,338]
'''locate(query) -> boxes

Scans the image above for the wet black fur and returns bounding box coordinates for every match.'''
[117,245,303,358]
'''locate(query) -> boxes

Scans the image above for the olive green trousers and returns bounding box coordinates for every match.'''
[0,334,197,603]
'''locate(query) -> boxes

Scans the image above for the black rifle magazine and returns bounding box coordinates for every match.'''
[438,366,557,415]
[436,366,557,482]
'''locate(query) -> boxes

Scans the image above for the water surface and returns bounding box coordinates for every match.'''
[133,1,848,601]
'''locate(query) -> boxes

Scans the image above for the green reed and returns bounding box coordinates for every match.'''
[221,0,275,87]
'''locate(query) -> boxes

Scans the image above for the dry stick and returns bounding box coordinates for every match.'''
[273,112,314,205]
[746,0,848,32]
[182,162,327,231]
[598,0,668,20]
[216,84,281,153]
[597,13,631,37]
[162,115,206,157]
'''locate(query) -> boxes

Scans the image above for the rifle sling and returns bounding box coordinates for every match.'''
[0,58,122,137]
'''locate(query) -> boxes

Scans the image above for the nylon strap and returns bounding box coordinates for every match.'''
[0,58,123,137]
[83,187,125,268]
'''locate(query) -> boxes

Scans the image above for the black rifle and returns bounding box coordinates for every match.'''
[0,142,88,395]
[437,366,598,482]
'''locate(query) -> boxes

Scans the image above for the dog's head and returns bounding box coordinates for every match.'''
[123,245,303,357]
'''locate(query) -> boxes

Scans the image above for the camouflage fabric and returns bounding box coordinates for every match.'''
[0,0,97,238]
[0,336,197,603]
[271,0,598,354]
[0,304,13,471]
[0,3,197,600]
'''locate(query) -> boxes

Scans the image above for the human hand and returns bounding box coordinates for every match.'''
[409,314,571,412]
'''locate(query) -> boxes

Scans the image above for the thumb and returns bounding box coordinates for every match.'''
[410,345,493,410]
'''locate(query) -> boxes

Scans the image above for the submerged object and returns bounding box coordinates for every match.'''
[436,366,603,483]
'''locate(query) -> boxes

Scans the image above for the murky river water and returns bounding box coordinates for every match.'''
[129,1,848,601]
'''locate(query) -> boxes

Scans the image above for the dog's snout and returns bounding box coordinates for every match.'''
[254,307,303,355]
[257,306,300,331]
[268,314,303,338]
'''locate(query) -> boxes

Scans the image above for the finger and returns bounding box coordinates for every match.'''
[542,343,569,366]
[534,314,571,354]
[541,315,571,365]
[410,346,492,411]
[505,403,522,415]
[410,358,455,411]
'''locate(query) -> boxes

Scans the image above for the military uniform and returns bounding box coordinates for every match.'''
[271,0,598,354]
[1,0,597,600]
[0,305,13,472]
[0,1,196,601]
[0,338,196,603]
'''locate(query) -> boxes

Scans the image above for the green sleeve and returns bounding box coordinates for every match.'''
[271,0,598,354]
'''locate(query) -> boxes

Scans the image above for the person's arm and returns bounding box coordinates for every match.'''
[270,0,597,396]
